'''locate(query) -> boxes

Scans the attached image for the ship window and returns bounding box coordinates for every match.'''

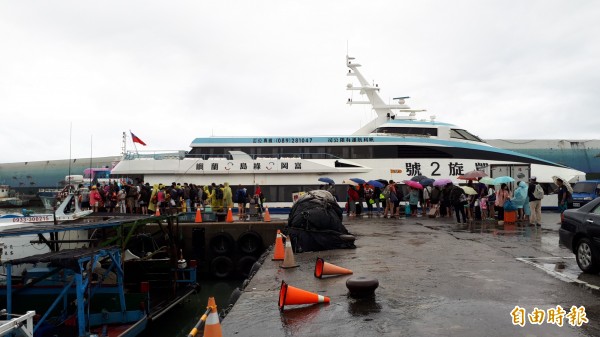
[351,146,373,159]
[373,127,437,137]
[450,129,483,142]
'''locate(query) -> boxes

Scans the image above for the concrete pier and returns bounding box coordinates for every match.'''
[222,214,600,336]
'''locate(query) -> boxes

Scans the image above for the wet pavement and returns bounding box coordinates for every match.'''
[221,212,600,336]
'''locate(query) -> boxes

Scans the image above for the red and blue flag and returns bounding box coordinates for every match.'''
[130,132,146,146]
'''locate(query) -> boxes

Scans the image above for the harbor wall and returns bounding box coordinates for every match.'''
[145,219,285,279]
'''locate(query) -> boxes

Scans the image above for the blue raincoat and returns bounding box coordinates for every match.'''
[512,181,528,208]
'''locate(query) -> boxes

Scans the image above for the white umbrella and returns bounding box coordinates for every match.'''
[342,179,359,186]
[552,176,573,194]
[460,186,478,195]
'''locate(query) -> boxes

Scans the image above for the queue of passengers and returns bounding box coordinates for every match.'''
[77,180,265,218]
[340,176,562,227]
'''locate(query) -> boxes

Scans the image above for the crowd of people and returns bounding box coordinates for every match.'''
[71,177,571,225]
[75,180,265,218]
[338,177,571,226]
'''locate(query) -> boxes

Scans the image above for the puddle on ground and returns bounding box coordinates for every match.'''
[517,257,600,293]
[450,221,546,238]
[279,303,329,335]
[347,295,382,316]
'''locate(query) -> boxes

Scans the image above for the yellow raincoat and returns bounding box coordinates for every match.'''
[223,182,233,209]
[147,184,159,213]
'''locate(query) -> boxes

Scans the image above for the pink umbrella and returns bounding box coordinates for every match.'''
[458,170,488,180]
[403,180,423,190]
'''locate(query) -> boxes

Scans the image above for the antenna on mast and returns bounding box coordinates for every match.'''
[68,122,72,189]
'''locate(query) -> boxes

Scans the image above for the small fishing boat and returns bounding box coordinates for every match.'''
[0,185,28,208]
[0,215,199,337]
[0,189,92,224]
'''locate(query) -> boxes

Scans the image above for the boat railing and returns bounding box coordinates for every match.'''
[123,151,188,160]
[38,188,62,193]
[370,132,433,138]
[123,151,341,160]
[185,153,341,160]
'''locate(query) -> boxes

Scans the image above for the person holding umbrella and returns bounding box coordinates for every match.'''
[495,183,511,221]
[430,185,441,216]
[421,178,434,216]
[449,184,467,224]
[555,178,571,214]
[404,186,420,216]
[370,182,383,216]
[382,180,396,218]
[487,184,496,220]
[347,185,359,217]
[364,183,374,216]
[441,182,454,218]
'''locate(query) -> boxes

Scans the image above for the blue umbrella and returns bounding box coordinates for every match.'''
[493,176,515,185]
[318,177,335,184]
[420,178,435,187]
[350,178,366,184]
[367,180,385,188]
[410,175,428,182]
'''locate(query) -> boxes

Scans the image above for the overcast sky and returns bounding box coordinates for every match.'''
[1,0,599,163]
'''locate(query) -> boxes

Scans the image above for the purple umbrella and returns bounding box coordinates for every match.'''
[433,178,453,187]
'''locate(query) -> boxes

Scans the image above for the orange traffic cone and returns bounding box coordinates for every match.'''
[203,297,222,337]
[226,208,234,223]
[195,207,202,223]
[155,207,161,216]
[314,257,353,278]
[278,280,330,310]
[263,206,271,222]
[280,235,299,269]
[272,230,285,261]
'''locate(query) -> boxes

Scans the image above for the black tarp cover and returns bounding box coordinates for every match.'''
[286,190,356,252]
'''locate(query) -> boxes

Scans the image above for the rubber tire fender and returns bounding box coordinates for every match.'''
[237,230,263,255]
[210,256,235,279]
[236,255,258,279]
[209,232,235,256]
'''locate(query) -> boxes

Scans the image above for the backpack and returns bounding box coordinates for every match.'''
[533,184,545,200]
[382,186,391,198]
[430,188,441,203]
[215,188,224,200]
[236,189,246,203]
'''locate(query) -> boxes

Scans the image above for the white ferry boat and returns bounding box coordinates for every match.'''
[111,56,585,208]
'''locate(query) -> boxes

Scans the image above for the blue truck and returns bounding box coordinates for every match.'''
[571,180,600,208]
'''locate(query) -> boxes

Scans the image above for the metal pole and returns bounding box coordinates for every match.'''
[187,308,211,337]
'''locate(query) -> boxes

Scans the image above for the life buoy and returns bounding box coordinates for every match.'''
[209,232,235,256]
[237,231,263,256]
[236,255,258,279]
[210,256,234,278]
